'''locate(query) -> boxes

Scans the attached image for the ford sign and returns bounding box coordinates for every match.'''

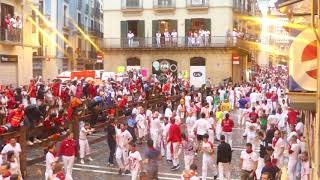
[193,72,202,77]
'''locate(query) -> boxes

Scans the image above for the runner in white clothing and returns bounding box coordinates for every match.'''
[116,123,133,175]
[79,123,94,164]
[45,143,58,180]
[128,143,143,180]
[150,112,162,148]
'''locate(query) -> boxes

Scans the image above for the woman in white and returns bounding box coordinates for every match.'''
[7,151,22,179]
[79,123,94,164]
[128,143,143,180]
[288,135,301,180]
[45,143,58,180]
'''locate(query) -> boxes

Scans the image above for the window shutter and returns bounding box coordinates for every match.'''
[121,21,128,47]
[185,19,191,44]
[137,20,145,46]
[204,18,211,32]
[152,20,159,46]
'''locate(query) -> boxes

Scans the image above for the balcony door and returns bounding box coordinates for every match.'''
[152,20,177,46]
[121,20,145,47]
[126,0,140,7]
[185,18,211,34]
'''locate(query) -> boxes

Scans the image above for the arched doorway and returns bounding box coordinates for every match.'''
[190,57,206,88]
[152,59,177,83]
[127,57,141,71]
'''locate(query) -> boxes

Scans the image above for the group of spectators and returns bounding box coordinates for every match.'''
[2,14,22,42]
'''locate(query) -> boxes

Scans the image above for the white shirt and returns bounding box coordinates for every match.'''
[79,127,90,140]
[288,143,301,161]
[45,151,57,172]
[132,107,139,115]
[136,114,147,129]
[156,32,161,38]
[240,151,258,171]
[10,18,16,28]
[164,108,172,118]
[186,116,196,132]
[116,129,132,149]
[267,114,279,125]
[150,117,161,131]
[206,96,213,105]
[1,143,21,161]
[295,122,304,135]
[193,118,210,135]
[171,31,178,38]
[205,30,210,37]
[185,95,191,107]
[272,137,285,159]
[127,33,134,39]
[202,141,214,159]
[129,151,142,171]
[164,32,170,38]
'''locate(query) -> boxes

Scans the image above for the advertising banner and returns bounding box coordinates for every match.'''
[190,66,206,88]
[288,28,317,92]
[70,71,95,80]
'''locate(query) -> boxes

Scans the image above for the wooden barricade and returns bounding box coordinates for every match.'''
[0,90,203,177]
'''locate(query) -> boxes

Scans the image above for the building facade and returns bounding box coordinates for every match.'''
[0,0,39,86]
[103,0,244,86]
[33,0,104,80]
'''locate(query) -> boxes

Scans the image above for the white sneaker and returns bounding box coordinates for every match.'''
[88,157,93,161]
[27,141,34,146]
[80,159,85,164]
[34,138,42,143]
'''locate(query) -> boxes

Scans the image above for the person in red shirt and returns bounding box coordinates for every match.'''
[287,107,299,126]
[221,113,234,148]
[248,107,259,124]
[58,133,77,178]
[167,118,182,170]
[7,104,24,128]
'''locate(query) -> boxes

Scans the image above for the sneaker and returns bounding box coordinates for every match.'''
[174,164,180,170]
[34,138,42,143]
[88,157,93,161]
[27,141,34,146]
[109,163,114,167]
[118,169,122,175]
[80,159,84,164]
[167,159,172,163]
[171,166,177,170]
[124,170,130,174]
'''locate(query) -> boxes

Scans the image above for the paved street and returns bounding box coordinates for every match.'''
[26,112,248,180]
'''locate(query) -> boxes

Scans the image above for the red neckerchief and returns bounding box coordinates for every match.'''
[2,171,11,178]
[49,149,56,157]
[56,171,65,180]
[288,143,294,154]
[272,137,279,147]
[265,162,273,168]
[246,149,253,154]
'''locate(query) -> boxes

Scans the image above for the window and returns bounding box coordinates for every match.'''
[127,57,140,66]
[77,13,81,27]
[126,0,140,7]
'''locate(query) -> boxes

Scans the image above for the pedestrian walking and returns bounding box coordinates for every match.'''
[116,123,133,175]
[58,133,77,179]
[240,143,258,180]
[181,133,195,170]
[45,143,58,180]
[128,143,143,180]
[144,139,161,180]
[79,123,94,164]
[217,135,232,180]
[221,113,234,148]
[168,118,182,170]
[201,134,218,180]
[106,118,116,166]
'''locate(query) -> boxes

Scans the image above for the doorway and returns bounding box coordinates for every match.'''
[128,20,138,37]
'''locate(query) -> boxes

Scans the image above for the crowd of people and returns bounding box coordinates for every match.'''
[0,66,311,180]
[2,13,22,42]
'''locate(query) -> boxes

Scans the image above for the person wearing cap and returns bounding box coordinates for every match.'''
[217,135,232,180]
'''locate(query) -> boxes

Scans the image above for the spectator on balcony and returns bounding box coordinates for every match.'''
[156,31,161,47]
[199,28,205,46]
[171,29,178,47]
[9,15,16,41]
[127,30,134,47]
[15,16,22,42]
[194,31,199,47]
[187,30,193,47]
[232,28,238,45]
[164,29,170,46]
[2,15,10,41]
[204,28,210,47]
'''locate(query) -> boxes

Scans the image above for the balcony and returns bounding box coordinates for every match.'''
[89,28,104,38]
[186,0,209,10]
[85,4,89,14]
[121,0,143,12]
[0,27,23,45]
[78,0,82,10]
[102,36,233,49]
[153,0,175,11]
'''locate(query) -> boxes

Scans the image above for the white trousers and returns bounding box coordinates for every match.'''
[202,156,218,180]
[222,131,233,148]
[44,169,53,180]
[30,97,37,105]
[151,130,160,148]
[171,142,180,166]
[62,155,75,177]
[166,142,172,160]
[288,159,298,180]
[256,157,265,179]
[218,162,231,180]
[216,124,222,141]
[208,129,215,143]
[131,170,140,180]
[116,147,129,170]
[160,139,166,157]
[79,139,90,159]
[238,108,245,126]
[184,154,194,170]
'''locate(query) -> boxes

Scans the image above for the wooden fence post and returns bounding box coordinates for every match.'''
[20,127,27,178]
[72,115,80,140]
